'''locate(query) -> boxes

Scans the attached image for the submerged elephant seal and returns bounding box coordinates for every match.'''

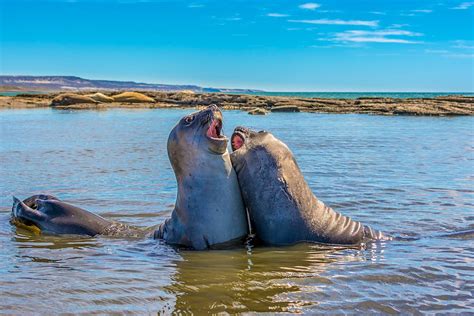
[11,194,136,236]
[230,126,387,246]
[11,105,249,250]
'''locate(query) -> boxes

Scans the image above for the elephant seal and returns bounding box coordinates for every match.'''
[11,105,249,250]
[153,105,248,249]
[230,126,387,246]
[11,194,137,236]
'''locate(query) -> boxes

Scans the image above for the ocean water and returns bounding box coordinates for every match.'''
[235,91,474,99]
[0,108,473,314]
[0,91,47,97]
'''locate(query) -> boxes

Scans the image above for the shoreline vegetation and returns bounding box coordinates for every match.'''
[0,90,473,116]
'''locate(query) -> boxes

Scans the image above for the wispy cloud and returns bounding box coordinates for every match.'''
[188,3,204,8]
[411,9,432,13]
[452,40,474,49]
[326,29,423,44]
[225,17,242,21]
[446,53,474,58]
[425,49,449,54]
[267,13,289,17]
[451,2,474,9]
[391,24,410,28]
[425,49,474,59]
[298,3,320,10]
[289,19,378,27]
[369,11,386,15]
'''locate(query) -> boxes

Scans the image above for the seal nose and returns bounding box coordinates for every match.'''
[234,126,249,134]
[208,104,220,113]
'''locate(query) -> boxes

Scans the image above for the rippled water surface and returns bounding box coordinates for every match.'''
[1,108,473,314]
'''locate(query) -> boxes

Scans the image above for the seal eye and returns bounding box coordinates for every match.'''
[184,116,194,125]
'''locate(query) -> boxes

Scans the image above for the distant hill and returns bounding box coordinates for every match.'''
[0,75,263,93]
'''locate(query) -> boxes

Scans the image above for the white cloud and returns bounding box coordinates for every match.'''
[411,9,433,13]
[327,29,423,44]
[426,49,474,58]
[318,10,342,13]
[391,24,410,28]
[267,13,289,17]
[369,11,386,15]
[425,49,449,54]
[446,53,474,58]
[289,19,378,27]
[188,3,204,8]
[452,40,474,49]
[451,2,474,9]
[298,3,320,10]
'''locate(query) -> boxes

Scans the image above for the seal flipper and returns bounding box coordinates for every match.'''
[314,200,388,244]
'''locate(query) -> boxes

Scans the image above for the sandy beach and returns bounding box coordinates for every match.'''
[1,91,473,116]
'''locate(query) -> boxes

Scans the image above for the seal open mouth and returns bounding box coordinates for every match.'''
[206,114,224,140]
[231,127,248,151]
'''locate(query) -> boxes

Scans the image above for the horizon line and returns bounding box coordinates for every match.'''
[1,74,473,94]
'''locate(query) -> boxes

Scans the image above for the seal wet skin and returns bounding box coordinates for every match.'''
[11,194,128,236]
[11,105,249,250]
[230,126,387,246]
[154,105,248,249]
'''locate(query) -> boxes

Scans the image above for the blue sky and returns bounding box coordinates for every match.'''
[1,0,473,91]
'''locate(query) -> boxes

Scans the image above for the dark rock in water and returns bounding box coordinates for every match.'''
[51,93,99,106]
[271,105,300,112]
[248,108,269,115]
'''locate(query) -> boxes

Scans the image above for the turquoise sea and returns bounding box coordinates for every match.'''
[236,91,474,99]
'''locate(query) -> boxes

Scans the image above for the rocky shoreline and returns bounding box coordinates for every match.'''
[0,91,473,116]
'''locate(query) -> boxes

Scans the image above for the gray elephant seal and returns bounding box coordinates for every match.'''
[11,105,249,250]
[11,194,132,236]
[154,105,248,249]
[230,126,387,246]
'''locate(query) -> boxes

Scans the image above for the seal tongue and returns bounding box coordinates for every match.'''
[231,133,244,151]
[207,117,222,139]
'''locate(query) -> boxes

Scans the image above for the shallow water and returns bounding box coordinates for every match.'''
[0,108,473,314]
[234,91,474,99]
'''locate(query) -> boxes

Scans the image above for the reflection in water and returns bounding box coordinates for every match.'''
[1,109,473,313]
[168,244,374,313]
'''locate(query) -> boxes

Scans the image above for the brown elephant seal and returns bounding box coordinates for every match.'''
[230,126,387,246]
[11,105,249,250]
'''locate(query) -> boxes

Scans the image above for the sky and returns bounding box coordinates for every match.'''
[0,0,473,91]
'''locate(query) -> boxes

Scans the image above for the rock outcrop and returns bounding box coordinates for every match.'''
[51,93,99,107]
[88,92,114,103]
[111,92,155,103]
[2,91,472,116]
[271,105,300,113]
[248,108,269,115]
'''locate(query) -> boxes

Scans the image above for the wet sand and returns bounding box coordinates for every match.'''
[0,91,472,116]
